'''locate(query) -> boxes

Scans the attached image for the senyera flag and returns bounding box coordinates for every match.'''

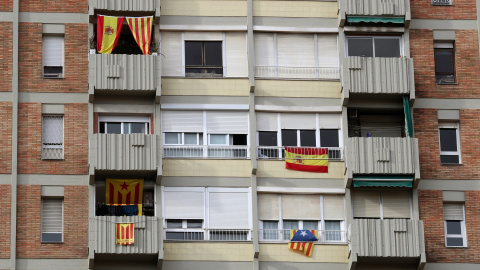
[285,147,328,173]
[126,16,153,55]
[97,15,124,54]
[106,179,144,215]
[116,223,134,245]
[288,229,318,257]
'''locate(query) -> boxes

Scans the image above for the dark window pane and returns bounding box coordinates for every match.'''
[166,219,183,228]
[320,129,339,147]
[300,130,316,147]
[232,134,247,145]
[446,221,462,234]
[205,42,222,66]
[130,123,146,134]
[187,220,203,228]
[446,237,464,247]
[439,128,457,151]
[185,41,203,66]
[440,155,460,164]
[42,233,62,242]
[435,49,454,73]
[106,122,121,134]
[347,38,373,57]
[282,130,297,146]
[99,122,106,133]
[259,132,277,146]
[374,39,400,57]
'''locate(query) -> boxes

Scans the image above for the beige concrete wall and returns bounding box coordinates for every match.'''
[164,242,253,261]
[161,0,247,16]
[259,244,348,262]
[255,80,341,98]
[256,161,344,179]
[253,1,338,18]
[162,78,250,96]
[163,159,251,177]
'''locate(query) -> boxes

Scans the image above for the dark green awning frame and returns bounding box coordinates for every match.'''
[346,17,405,24]
[403,95,414,137]
[353,175,413,187]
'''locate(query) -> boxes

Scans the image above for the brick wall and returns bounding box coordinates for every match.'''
[0,102,12,174]
[20,0,87,13]
[414,108,480,180]
[0,22,12,92]
[410,29,480,99]
[419,190,480,263]
[0,186,11,259]
[16,185,88,258]
[18,23,88,93]
[0,0,12,11]
[411,0,477,19]
[17,103,88,175]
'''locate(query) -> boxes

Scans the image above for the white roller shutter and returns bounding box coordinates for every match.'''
[209,191,249,228]
[277,33,315,67]
[382,191,411,219]
[256,112,278,131]
[254,33,275,66]
[161,32,183,76]
[352,191,381,218]
[41,199,63,235]
[258,194,279,220]
[226,32,247,77]
[317,34,338,68]
[282,194,321,220]
[184,32,223,41]
[207,111,248,134]
[164,190,205,219]
[443,204,464,221]
[319,114,341,129]
[323,195,345,220]
[280,113,316,130]
[42,36,64,67]
[162,111,204,132]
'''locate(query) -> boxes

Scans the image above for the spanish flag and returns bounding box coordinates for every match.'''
[116,223,134,245]
[126,16,153,55]
[97,15,124,54]
[106,179,144,215]
[288,229,318,257]
[285,147,328,173]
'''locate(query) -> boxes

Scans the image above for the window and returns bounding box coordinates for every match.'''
[346,36,401,57]
[42,115,64,160]
[98,116,150,134]
[41,198,63,243]
[434,42,455,84]
[42,36,64,78]
[444,204,466,247]
[185,41,223,77]
[432,0,453,5]
[439,123,461,164]
[352,190,412,219]
[165,219,204,240]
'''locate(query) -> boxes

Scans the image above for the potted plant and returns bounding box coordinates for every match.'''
[150,42,159,55]
[89,36,96,54]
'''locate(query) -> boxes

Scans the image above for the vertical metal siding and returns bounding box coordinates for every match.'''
[345,0,407,16]
[94,0,156,12]
[347,137,419,174]
[345,57,414,95]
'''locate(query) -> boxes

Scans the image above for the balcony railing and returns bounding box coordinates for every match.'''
[162,145,250,159]
[255,66,340,80]
[256,146,343,161]
[432,0,453,5]
[259,229,346,243]
[164,229,252,241]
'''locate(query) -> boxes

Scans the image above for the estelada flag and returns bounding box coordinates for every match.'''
[106,179,144,215]
[116,223,134,245]
[285,147,328,173]
[126,16,153,55]
[288,229,318,257]
[97,15,124,54]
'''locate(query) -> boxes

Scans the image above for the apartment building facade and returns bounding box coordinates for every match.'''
[0,0,478,270]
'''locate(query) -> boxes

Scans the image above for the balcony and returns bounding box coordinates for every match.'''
[339,0,411,26]
[88,54,160,101]
[164,229,252,241]
[349,219,425,268]
[256,146,343,161]
[255,66,340,80]
[89,0,160,18]
[259,229,346,243]
[163,145,250,159]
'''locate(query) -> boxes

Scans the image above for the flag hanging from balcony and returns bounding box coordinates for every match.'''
[106,179,144,215]
[288,229,318,257]
[97,15,124,54]
[116,223,134,245]
[126,16,153,55]
[285,147,328,173]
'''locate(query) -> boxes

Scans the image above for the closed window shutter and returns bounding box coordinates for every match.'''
[209,191,249,228]
[352,191,381,218]
[226,32,247,77]
[323,195,345,220]
[206,111,248,134]
[277,34,315,67]
[258,194,279,220]
[162,111,204,132]
[161,32,183,76]
[164,190,205,219]
[443,204,464,221]
[319,114,341,129]
[280,113,316,130]
[382,191,411,218]
[282,194,320,220]
[41,199,63,242]
[254,33,275,67]
[317,34,338,68]
[42,115,64,145]
[42,36,64,67]
[256,112,278,131]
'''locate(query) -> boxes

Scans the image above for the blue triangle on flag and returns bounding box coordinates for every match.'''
[291,230,318,242]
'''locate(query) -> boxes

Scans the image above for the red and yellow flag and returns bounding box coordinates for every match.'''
[288,229,318,257]
[97,15,124,54]
[116,223,134,245]
[106,179,144,215]
[285,147,328,173]
[126,16,153,55]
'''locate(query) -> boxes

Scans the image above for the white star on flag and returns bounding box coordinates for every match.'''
[300,230,307,237]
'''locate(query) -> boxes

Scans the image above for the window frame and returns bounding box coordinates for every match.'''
[164,132,201,145]
[444,204,467,247]
[434,42,456,84]
[98,115,151,134]
[42,35,65,79]
[438,123,461,164]
[352,190,413,220]
[184,40,224,77]
[42,114,64,160]
[345,36,403,58]
[41,198,64,243]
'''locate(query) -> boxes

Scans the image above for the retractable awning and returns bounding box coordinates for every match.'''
[346,17,405,24]
[353,175,413,188]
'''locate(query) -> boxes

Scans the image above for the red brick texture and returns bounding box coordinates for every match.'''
[414,108,480,180]
[18,23,88,93]
[0,185,11,259]
[20,0,87,13]
[419,190,480,263]
[410,29,480,99]
[0,102,12,174]
[17,103,88,175]
[411,0,477,20]
[0,22,12,92]
[0,0,12,12]
[16,185,88,258]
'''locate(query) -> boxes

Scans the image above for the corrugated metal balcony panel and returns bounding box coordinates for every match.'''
[93,216,160,254]
[346,57,414,95]
[351,219,425,258]
[344,0,407,16]
[93,54,157,91]
[347,137,419,174]
[94,0,156,12]
[94,134,157,171]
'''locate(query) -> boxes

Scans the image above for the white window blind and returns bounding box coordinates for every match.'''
[42,36,64,67]
[206,111,248,134]
[382,191,411,218]
[258,194,279,220]
[323,195,345,220]
[164,190,205,219]
[319,114,341,129]
[162,111,204,132]
[42,115,64,160]
[444,204,464,220]
[226,32,247,77]
[254,33,275,67]
[209,191,249,228]
[184,32,223,41]
[256,112,278,131]
[41,199,63,242]
[317,34,338,68]
[277,34,315,67]
[282,194,321,220]
[352,191,381,218]
[280,113,316,130]
[161,32,183,76]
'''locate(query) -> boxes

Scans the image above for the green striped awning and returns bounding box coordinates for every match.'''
[353,175,413,187]
[346,17,405,24]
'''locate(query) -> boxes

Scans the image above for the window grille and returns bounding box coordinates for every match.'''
[432,0,453,5]
[42,115,64,159]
